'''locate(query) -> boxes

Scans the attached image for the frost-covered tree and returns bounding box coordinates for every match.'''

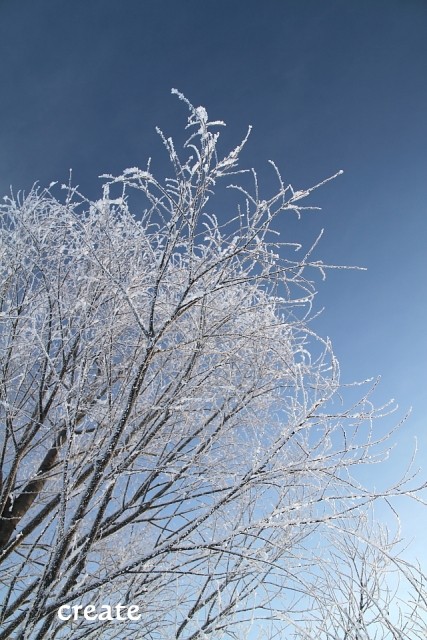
[0,91,425,639]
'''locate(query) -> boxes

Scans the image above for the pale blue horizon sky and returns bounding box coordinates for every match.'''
[0,0,426,582]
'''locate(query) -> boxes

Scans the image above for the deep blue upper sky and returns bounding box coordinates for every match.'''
[1,0,426,554]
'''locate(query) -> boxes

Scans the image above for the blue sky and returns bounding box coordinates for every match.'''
[1,0,426,570]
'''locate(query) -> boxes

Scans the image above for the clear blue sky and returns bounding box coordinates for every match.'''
[1,0,426,562]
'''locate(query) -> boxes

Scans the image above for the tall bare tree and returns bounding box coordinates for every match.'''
[1,91,425,639]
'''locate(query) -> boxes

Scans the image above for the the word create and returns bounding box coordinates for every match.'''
[57,603,141,621]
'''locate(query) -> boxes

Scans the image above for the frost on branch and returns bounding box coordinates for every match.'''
[0,92,425,640]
